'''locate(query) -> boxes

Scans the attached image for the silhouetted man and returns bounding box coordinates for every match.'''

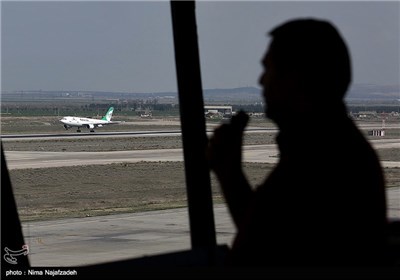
[208,18,387,267]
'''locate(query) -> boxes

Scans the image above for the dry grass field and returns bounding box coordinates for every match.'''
[9,162,273,222]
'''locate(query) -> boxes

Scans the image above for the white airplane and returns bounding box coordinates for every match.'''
[60,107,122,132]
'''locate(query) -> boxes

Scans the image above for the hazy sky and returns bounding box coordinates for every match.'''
[2,1,399,93]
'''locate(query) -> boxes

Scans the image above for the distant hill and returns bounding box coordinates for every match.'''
[347,84,400,100]
[203,87,262,103]
[202,84,400,103]
[1,84,399,103]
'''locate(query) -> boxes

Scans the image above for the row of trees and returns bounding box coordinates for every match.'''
[1,102,398,117]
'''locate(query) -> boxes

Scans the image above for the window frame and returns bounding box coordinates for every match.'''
[1,0,221,272]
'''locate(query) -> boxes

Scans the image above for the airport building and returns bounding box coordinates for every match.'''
[204,105,233,118]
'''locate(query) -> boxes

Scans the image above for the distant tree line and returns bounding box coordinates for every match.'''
[233,104,265,113]
[1,102,398,117]
[347,105,400,114]
[0,99,180,117]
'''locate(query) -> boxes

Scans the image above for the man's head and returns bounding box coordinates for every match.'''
[259,19,351,123]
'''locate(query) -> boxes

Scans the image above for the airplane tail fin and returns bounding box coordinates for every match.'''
[101,107,114,121]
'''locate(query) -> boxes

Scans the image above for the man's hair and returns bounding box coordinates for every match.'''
[269,18,351,101]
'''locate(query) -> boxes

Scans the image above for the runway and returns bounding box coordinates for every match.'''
[4,138,400,170]
[0,128,276,141]
[1,130,183,140]
[3,145,280,170]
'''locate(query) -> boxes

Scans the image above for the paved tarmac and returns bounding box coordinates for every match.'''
[21,185,400,267]
[22,205,235,267]
[4,138,400,170]
[4,145,279,170]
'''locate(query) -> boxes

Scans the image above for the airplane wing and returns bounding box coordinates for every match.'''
[101,121,124,125]
[93,121,124,128]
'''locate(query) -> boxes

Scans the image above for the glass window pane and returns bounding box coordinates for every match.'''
[2,1,192,266]
[196,1,400,246]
